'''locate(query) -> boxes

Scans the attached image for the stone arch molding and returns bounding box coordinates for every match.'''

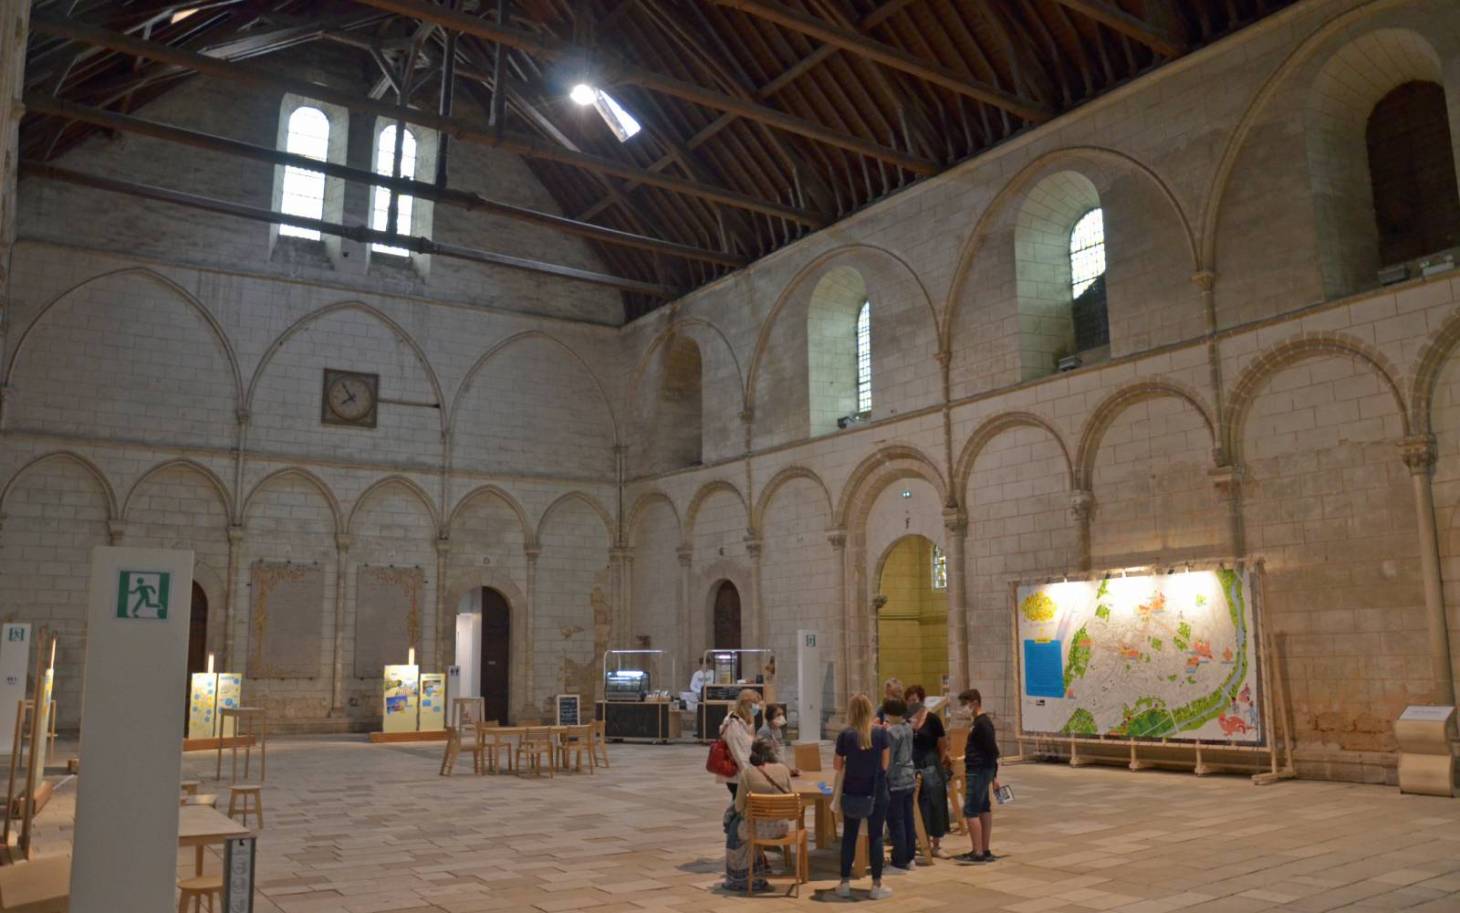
[444,569,526,627]
[834,444,948,529]
[0,451,120,520]
[685,479,749,540]
[447,484,534,545]
[345,475,441,535]
[955,412,1074,507]
[122,458,233,522]
[244,300,446,436]
[943,146,1198,344]
[627,317,744,416]
[625,490,681,545]
[2,266,245,410]
[448,330,620,448]
[536,491,616,547]
[751,465,834,535]
[1201,0,1448,271]
[1224,332,1409,464]
[242,466,342,532]
[1074,381,1217,489]
[746,244,940,412]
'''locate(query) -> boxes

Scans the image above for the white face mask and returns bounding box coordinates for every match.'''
[771,717,784,728]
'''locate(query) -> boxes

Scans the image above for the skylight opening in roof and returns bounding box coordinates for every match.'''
[570,84,641,142]
[170,8,198,24]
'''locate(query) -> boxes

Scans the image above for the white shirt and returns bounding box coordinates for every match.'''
[690,669,707,696]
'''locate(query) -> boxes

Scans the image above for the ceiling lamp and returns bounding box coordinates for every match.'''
[569,84,641,142]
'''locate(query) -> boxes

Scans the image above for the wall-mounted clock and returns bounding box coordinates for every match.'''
[321,369,379,428]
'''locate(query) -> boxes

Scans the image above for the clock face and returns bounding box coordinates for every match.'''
[322,370,378,427]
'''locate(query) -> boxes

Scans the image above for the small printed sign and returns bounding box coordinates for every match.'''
[6,627,25,642]
[223,836,255,913]
[115,570,171,619]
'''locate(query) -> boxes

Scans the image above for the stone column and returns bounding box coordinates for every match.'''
[0,2,30,316]
[745,535,763,648]
[522,543,540,719]
[106,520,126,546]
[611,546,634,650]
[677,544,694,674]
[224,525,244,671]
[1210,464,1244,558]
[434,536,450,672]
[942,508,969,690]
[1069,490,1094,572]
[828,530,848,713]
[1402,435,1458,705]
[330,533,352,717]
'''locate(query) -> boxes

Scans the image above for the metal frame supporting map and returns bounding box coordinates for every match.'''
[1014,565,1265,746]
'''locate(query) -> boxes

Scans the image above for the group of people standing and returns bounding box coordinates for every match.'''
[714,680,1002,898]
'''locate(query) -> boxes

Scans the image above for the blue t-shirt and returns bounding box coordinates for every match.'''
[835,726,890,797]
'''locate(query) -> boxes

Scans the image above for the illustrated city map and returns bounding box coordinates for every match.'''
[1016,568,1263,743]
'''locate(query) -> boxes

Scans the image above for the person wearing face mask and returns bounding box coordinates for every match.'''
[756,704,800,775]
[715,689,761,798]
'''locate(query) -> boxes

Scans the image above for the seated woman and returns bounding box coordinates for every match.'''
[755,704,800,775]
[723,737,794,892]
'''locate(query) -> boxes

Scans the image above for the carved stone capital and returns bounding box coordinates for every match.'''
[739,408,754,425]
[1068,490,1094,523]
[235,408,251,425]
[434,536,451,557]
[1190,270,1217,292]
[335,533,353,553]
[743,536,762,559]
[106,519,127,545]
[942,507,968,536]
[227,524,246,546]
[1401,434,1437,475]
[524,544,542,561]
[1209,464,1243,498]
[933,349,952,366]
[610,546,634,563]
[827,529,847,550]
[676,545,694,566]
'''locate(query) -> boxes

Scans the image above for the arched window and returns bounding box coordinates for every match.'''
[930,545,947,590]
[371,124,418,256]
[278,106,329,240]
[1069,208,1109,353]
[856,299,872,414]
[1366,81,1460,267]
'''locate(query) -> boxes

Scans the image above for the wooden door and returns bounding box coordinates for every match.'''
[481,588,511,725]
[713,581,741,651]
[187,582,208,675]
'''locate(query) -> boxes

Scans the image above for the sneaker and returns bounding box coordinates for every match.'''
[954,851,981,863]
[834,881,851,899]
[979,851,999,862]
[870,883,893,900]
[906,859,918,870]
[885,864,912,875]
[932,845,951,859]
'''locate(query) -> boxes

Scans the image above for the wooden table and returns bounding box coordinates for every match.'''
[178,804,251,876]
[477,726,570,773]
[789,777,837,850]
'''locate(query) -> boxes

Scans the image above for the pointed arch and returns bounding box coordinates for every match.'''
[685,479,749,539]
[345,475,440,534]
[448,330,620,446]
[942,146,1198,345]
[625,490,680,544]
[746,243,941,412]
[122,458,233,522]
[1074,382,1216,489]
[751,465,834,534]
[954,412,1074,506]
[626,317,744,415]
[536,491,615,546]
[2,266,243,409]
[244,300,446,435]
[834,444,947,528]
[0,451,118,519]
[242,467,341,532]
[1225,333,1409,463]
[1200,0,1425,272]
[447,484,533,543]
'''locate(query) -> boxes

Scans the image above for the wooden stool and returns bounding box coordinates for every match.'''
[180,779,200,796]
[177,873,222,913]
[226,785,263,828]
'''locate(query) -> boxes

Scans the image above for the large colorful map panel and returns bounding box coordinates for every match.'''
[1015,569,1263,744]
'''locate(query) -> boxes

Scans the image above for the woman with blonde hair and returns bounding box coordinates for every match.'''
[834,693,891,899]
[715,688,761,797]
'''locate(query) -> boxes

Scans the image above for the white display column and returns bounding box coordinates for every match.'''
[71,547,194,913]
[455,612,482,698]
[0,623,30,754]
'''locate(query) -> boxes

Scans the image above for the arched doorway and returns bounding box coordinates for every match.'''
[875,535,949,693]
[479,587,511,725]
[712,580,742,678]
[187,581,208,675]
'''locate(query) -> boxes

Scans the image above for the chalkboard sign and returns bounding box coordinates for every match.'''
[556,694,581,726]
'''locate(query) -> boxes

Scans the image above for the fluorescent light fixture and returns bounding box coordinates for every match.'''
[170,7,198,23]
[570,83,597,106]
[569,84,642,141]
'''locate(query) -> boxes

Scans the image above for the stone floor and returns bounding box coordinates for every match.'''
[29,736,1460,912]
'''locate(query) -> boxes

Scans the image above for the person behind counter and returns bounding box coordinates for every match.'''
[905,684,951,858]
[723,737,794,893]
[715,688,761,797]
[755,704,800,776]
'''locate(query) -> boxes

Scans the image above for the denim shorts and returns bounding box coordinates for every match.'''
[964,765,996,817]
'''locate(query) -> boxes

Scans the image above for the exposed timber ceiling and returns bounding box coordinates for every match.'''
[19,0,1297,321]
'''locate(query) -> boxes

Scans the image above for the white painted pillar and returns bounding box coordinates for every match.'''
[1402,435,1458,705]
[942,508,969,690]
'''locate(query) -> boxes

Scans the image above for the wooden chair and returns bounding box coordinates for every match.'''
[590,719,610,769]
[557,725,591,773]
[912,774,933,864]
[515,728,555,778]
[177,873,222,913]
[792,742,822,773]
[226,785,263,828]
[439,726,462,776]
[745,793,809,895]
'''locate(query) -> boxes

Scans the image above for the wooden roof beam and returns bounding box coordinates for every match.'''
[351,0,937,175]
[1046,0,1188,58]
[27,13,822,226]
[710,0,1053,123]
